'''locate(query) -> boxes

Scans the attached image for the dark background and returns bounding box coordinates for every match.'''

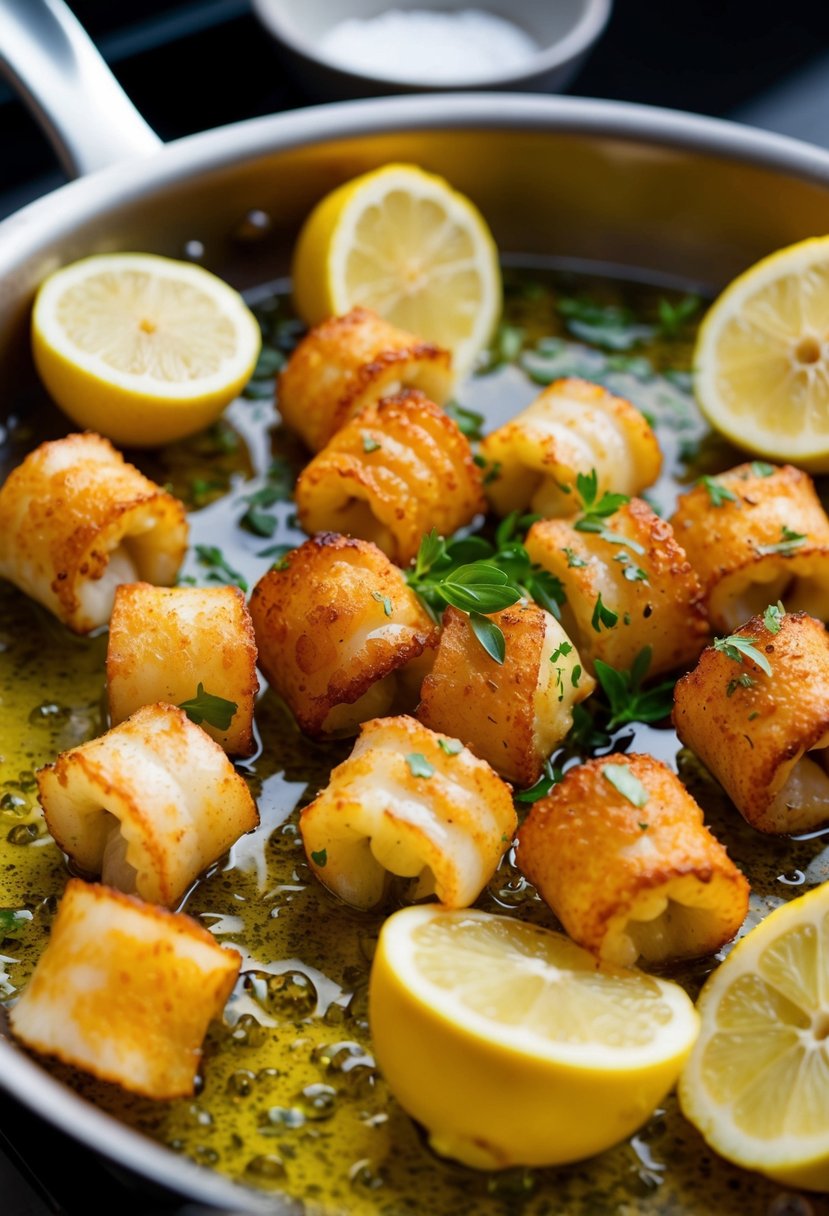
[2,1,829,1212]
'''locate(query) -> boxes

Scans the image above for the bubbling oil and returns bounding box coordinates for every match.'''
[1,266,826,1215]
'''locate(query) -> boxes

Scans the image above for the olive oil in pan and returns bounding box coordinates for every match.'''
[1,264,825,1215]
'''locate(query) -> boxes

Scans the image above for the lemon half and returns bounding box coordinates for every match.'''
[291,163,501,376]
[680,883,829,1191]
[32,253,261,447]
[369,905,699,1169]
[694,236,829,470]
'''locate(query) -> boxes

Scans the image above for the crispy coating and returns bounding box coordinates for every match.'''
[107,583,258,756]
[516,754,749,967]
[249,533,438,737]
[525,498,708,676]
[300,715,516,909]
[670,463,829,631]
[9,879,240,1099]
[38,704,259,907]
[277,307,453,452]
[479,378,661,518]
[295,389,485,566]
[674,610,829,834]
[0,432,188,633]
[418,602,594,787]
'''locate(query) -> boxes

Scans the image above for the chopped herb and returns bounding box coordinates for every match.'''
[189,476,224,506]
[443,401,486,441]
[557,296,654,352]
[602,763,649,808]
[563,547,588,569]
[614,551,649,583]
[515,758,563,804]
[638,822,649,832]
[178,683,238,730]
[0,908,31,934]
[406,753,435,779]
[593,646,675,729]
[591,592,618,632]
[574,469,629,521]
[699,475,738,508]
[550,641,574,663]
[750,461,775,477]
[258,542,293,561]
[495,511,540,549]
[194,544,248,592]
[371,591,393,617]
[763,601,785,634]
[756,525,807,556]
[748,711,760,721]
[272,556,291,571]
[310,849,327,868]
[361,432,381,453]
[240,504,278,537]
[572,664,582,688]
[726,674,755,697]
[251,345,285,379]
[438,738,463,756]
[469,611,506,664]
[657,294,701,337]
[713,633,772,677]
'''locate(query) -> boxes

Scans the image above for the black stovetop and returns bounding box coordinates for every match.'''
[3,1,829,1212]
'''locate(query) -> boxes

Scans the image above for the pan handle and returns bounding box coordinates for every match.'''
[0,0,162,178]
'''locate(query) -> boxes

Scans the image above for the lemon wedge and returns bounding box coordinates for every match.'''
[694,236,829,471]
[32,253,261,447]
[291,163,501,375]
[369,905,699,1169]
[680,883,829,1191]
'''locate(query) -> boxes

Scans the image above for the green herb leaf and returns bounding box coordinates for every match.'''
[557,296,654,352]
[515,758,563,803]
[726,674,755,697]
[443,401,486,441]
[550,641,574,663]
[0,908,31,934]
[593,647,675,729]
[572,664,582,688]
[310,849,327,868]
[406,753,435,779]
[750,461,775,477]
[371,590,393,617]
[439,563,521,614]
[712,633,772,676]
[756,525,807,556]
[241,504,278,537]
[763,601,785,634]
[469,611,506,664]
[602,763,649,808]
[438,738,463,756]
[699,475,738,508]
[361,431,381,453]
[563,547,588,569]
[591,592,618,632]
[194,545,248,592]
[657,294,701,337]
[178,682,238,730]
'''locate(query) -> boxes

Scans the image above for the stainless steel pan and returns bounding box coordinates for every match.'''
[2,0,829,1208]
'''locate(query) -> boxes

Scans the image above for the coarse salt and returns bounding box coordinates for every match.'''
[318,9,540,85]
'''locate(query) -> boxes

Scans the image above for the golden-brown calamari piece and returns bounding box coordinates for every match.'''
[107,582,258,756]
[0,432,188,633]
[249,533,438,736]
[516,754,749,967]
[417,602,594,787]
[479,378,661,518]
[674,610,829,834]
[277,307,453,452]
[10,879,240,1099]
[38,704,259,906]
[670,463,829,631]
[300,715,516,909]
[525,498,707,676]
[295,389,485,566]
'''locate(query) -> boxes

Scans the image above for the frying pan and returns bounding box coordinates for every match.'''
[2,0,829,1209]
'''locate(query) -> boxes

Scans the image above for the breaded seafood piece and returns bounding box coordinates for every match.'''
[525,498,708,676]
[295,389,485,567]
[10,879,240,1099]
[418,602,594,787]
[0,432,188,633]
[479,378,661,518]
[670,462,829,631]
[249,533,438,737]
[674,610,829,834]
[277,306,453,452]
[38,704,259,907]
[107,582,258,756]
[300,715,516,909]
[516,754,749,967]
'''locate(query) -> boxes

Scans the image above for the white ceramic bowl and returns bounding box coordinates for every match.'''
[251,0,612,98]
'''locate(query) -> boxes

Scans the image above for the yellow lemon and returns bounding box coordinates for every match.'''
[694,235,829,470]
[368,905,699,1169]
[680,883,829,1191]
[291,163,501,376]
[32,253,261,447]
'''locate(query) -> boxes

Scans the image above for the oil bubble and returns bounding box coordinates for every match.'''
[7,823,38,845]
[226,1069,257,1100]
[245,1154,287,1188]
[296,1083,337,1122]
[228,1013,269,1049]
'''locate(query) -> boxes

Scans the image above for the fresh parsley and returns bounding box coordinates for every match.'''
[443,401,485,441]
[406,753,435,779]
[591,592,619,632]
[194,544,248,592]
[310,849,327,868]
[557,296,654,352]
[763,601,785,634]
[514,758,564,804]
[749,461,775,477]
[726,674,755,697]
[699,475,738,508]
[371,591,393,617]
[178,683,238,730]
[602,763,649,808]
[361,432,381,453]
[657,294,701,338]
[593,647,675,729]
[437,738,463,756]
